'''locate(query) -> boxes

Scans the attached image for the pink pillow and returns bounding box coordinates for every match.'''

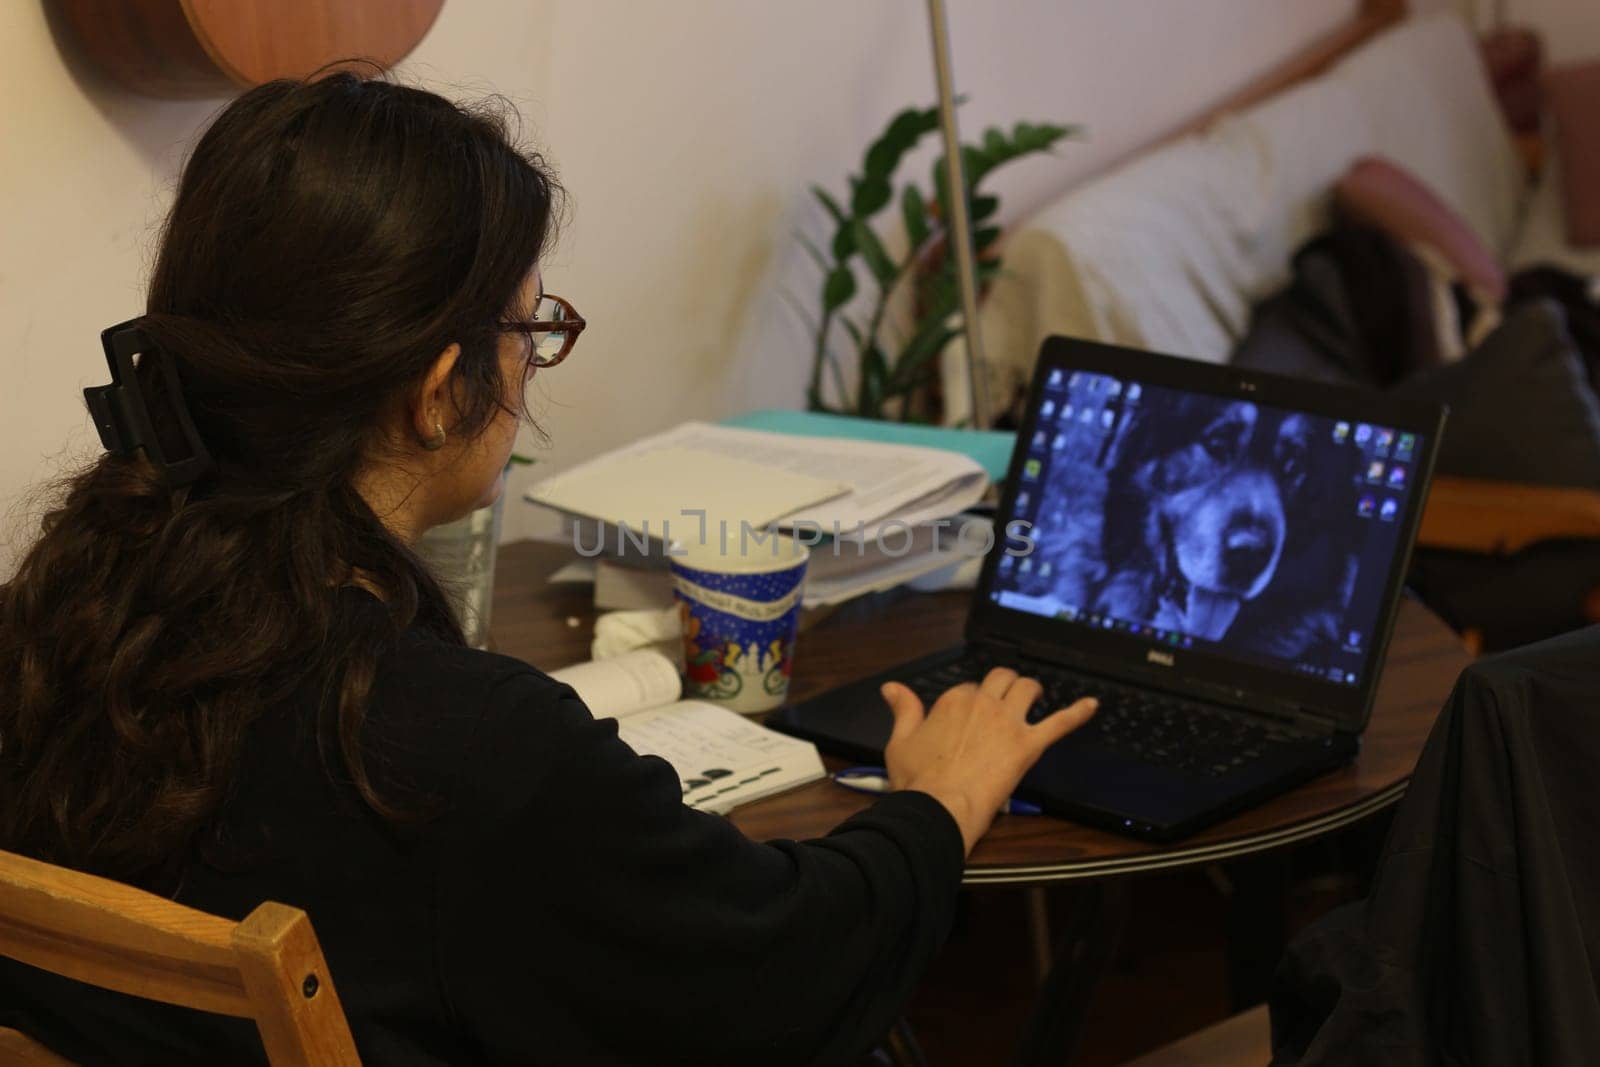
[1545,62,1600,248]
[1335,157,1508,302]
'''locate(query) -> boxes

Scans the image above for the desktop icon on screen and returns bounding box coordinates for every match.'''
[1333,421,1350,443]
[1354,423,1373,445]
[1374,428,1395,455]
[1357,495,1377,518]
[1387,465,1407,488]
[1367,461,1385,483]
[1379,498,1399,522]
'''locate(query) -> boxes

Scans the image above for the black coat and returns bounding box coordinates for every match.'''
[1271,626,1600,1064]
[0,589,963,1065]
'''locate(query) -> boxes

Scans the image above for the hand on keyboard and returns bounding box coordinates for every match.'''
[879,667,1097,856]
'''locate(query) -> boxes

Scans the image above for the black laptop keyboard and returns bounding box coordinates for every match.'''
[901,656,1321,779]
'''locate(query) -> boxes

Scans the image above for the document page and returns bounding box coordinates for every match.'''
[615,700,825,814]
[527,443,850,533]
[549,650,682,720]
[652,423,987,535]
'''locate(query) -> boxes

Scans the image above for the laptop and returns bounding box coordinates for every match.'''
[770,337,1447,841]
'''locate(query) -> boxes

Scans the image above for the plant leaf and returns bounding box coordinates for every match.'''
[971,194,999,223]
[831,225,856,261]
[892,318,959,388]
[850,219,896,285]
[814,184,856,260]
[864,105,940,181]
[900,330,959,388]
[796,231,831,273]
[851,174,893,218]
[822,266,856,314]
[858,344,889,417]
[812,185,848,226]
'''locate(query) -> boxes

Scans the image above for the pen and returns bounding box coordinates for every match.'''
[832,766,1043,816]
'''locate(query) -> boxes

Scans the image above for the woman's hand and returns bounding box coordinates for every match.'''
[881,668,1097,856]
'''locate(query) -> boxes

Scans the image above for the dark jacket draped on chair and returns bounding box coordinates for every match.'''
[1270,626,1600,1064]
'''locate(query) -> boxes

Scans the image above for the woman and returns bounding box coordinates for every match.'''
[0,74,1094,1065]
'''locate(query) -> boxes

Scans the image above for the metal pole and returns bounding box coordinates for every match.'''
[927,0,994,429]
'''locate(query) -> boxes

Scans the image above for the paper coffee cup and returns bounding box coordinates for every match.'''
[670,532,809,714]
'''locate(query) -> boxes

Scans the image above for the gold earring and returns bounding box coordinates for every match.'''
[423,423,446,451]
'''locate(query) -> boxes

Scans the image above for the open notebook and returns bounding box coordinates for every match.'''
[548,650,826,814]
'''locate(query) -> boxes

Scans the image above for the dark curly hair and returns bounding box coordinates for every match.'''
[0,72,560,888]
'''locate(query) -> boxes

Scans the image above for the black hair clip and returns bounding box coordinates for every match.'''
[83,319,214,487]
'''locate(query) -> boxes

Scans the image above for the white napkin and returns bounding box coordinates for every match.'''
[592,605,683,663]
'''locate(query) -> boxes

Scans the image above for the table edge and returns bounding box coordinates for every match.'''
[959,780,1409,886]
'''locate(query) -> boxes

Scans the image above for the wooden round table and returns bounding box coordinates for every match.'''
[492,539,1472,1064]
[492,540,1472,887]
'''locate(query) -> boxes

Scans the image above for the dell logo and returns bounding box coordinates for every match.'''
[1146,650,1175,667]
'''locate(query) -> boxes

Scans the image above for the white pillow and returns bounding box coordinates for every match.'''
[941,10,1527,425]
[1019,133,1261,362]
[1328,11,1525,255]
[1210,76,1378,299]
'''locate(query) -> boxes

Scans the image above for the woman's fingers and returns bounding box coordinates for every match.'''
[1000,675,1043,717]
[978,666,1019,699]
[881,682,927,748]
[1031,697,1099,751]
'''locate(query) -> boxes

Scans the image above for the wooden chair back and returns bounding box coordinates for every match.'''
[0,848,359,1065]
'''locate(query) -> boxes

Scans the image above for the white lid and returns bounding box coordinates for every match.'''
[670,530,810,575]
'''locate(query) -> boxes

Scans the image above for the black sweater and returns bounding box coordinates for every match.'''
[0,591,965,1064]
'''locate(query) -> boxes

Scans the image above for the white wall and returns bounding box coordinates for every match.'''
[4,0,1401,569]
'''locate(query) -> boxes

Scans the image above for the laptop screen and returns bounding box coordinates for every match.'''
[988,367,1427,691]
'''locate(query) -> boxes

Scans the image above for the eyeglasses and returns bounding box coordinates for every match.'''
[499,293,586,368]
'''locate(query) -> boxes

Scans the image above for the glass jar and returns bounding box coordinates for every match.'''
[415,494,505,649]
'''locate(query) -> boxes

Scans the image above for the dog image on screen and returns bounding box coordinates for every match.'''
[1058,387,1362,657]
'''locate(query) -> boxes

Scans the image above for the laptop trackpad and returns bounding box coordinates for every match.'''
[1020,739,1228,828]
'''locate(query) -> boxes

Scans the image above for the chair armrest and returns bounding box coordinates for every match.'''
[1419,476,1600,554]
[0,1026,74,1065]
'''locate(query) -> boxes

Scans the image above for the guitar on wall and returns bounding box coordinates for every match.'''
[54,0,445,98]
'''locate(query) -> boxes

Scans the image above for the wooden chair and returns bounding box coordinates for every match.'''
[1418,476,1600,653]
[0,848,359,1066]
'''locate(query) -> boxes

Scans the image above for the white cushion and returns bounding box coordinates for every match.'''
[941,10,1529,424]
[944,134,1265,423]
[1209,77,1378,299]
[1326,11,1525,255]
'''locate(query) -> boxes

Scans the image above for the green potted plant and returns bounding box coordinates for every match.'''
[801,105,1075,421]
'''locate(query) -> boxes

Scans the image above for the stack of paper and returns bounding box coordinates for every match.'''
[525,420,995,608]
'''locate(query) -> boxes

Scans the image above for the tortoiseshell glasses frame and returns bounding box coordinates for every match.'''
[499,293,586,368]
